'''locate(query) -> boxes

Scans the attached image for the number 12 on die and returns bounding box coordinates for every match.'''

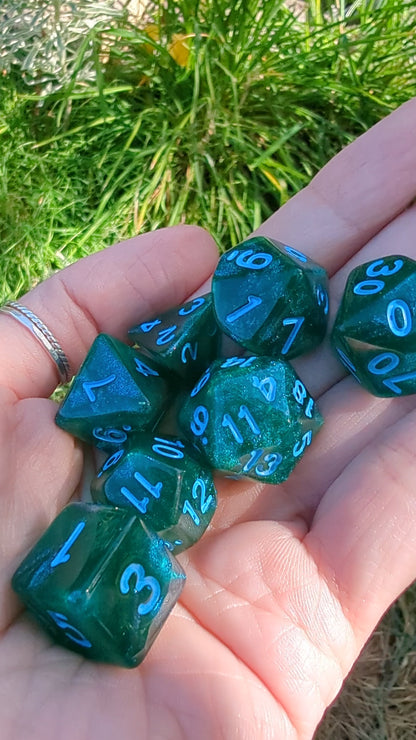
[182,479,213,526]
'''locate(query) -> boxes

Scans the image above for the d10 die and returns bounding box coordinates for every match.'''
[12,503,185,667]
[212,236,329,359]
[331,255,416,397]
[91,433,217,553]
[178,355,323,483]
[128,293,221,384]
[56,333,171,450]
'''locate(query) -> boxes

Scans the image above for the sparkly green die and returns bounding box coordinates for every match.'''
[12,503,185,667]
[178,356,323,483]
[331,255,416,397]
[91,433,217,553]
[128,293,221,385]
[212,236,329,359]
[56,334,171,450]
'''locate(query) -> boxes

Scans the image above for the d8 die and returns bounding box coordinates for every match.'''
[212,236,329,358]
[178,355,323,483]
[331,255,416,397]
[128,293,221,385]
[12,503,185,667]
[91,433,217,553]
[56,334,171,450]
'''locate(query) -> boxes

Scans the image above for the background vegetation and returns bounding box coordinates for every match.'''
[1,1,416,736]
[1,0,415,297]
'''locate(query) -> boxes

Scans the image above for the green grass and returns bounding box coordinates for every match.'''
[1,0,415,301]
[317,587,416,739]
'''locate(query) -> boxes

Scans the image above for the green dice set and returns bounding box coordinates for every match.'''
[16,241,412,668]
[13,235,333,667]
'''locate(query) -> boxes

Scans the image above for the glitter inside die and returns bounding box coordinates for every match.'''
[12,237,330,666]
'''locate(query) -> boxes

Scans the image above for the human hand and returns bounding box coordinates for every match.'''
[1,97,416,740]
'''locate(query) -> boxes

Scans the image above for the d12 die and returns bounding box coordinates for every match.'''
[56,334,171,450]
[12,503,185,667]
[91,433,217,553]
[128,293,221,384]
[331,255,416,397]
[178,355,323,483]
[212,236,329,359]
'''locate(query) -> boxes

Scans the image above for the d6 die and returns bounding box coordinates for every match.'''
[331,255,416,397]
[12,503,185,667]
[212,236,329,358]
[91,433,217,553]
[178,355,323,483]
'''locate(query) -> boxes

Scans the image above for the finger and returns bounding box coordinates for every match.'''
[305,405,416,645]
[0,225,219,399]
[253,97,416,273]
[246,98,416,402]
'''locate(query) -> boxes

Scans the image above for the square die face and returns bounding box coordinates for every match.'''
[12,503,185,667]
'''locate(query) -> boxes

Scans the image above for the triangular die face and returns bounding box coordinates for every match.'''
[57,334,150,423]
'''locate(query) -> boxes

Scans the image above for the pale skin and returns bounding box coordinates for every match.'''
[1,98,416,740]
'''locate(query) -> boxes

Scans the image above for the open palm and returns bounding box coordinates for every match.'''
[2,99,416,740]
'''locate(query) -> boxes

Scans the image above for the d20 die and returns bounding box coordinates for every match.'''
[178,355,323,483]
[331,255,416,397]
[212,236,329,359]
[12,503,185,667]
[91,433,217,554]
[56,333,171,450]
[128,293,221,385]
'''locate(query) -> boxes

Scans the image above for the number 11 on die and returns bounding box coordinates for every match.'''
[222,405,261,443]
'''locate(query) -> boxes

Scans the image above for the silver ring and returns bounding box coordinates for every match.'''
[0,301,71,384]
